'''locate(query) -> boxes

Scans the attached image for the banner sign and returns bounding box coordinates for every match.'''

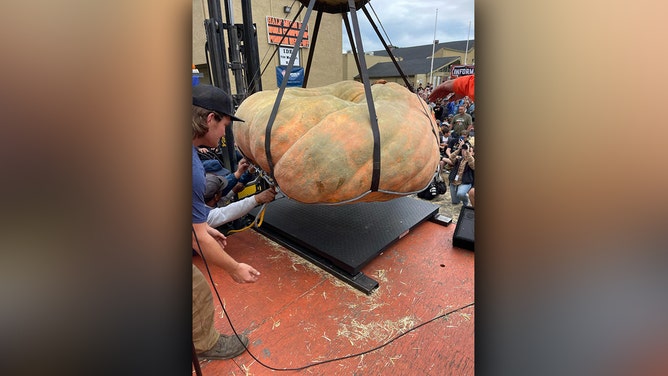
[279,47,300,66]
[276,66,304,87]
[266,16,309,48]
[450,65,475,78]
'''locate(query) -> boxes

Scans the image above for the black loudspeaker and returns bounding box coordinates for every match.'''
[452,205,474,251]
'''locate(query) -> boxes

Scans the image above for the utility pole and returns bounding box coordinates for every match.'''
[429,8,438,86]
[464,20,471,65]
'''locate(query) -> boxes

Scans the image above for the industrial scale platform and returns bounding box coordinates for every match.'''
[249,195,439,294]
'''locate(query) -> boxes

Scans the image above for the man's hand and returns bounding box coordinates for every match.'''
[462,147,474,160]
[230,262,261,283]
[254,187,277,205]
[236,158,250,176]
[231,182,245,194]
[429,80,464,102]
[206,226,227,248]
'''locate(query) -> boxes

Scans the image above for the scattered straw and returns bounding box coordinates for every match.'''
[336,315,417,345]
[219,298,227,318]
[374,269,389,283]
[240,361,254,376]
[361,302,386,312]
[388,354,403,365]
[260,236,383,296]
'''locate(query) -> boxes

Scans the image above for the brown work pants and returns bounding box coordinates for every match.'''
[192,264,220,352]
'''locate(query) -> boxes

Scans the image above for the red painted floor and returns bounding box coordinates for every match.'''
[193,219,474,375]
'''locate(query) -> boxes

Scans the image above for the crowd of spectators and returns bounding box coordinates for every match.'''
[415,76,476,208]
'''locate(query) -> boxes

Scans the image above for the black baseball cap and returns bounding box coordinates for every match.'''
[192,84,244,122]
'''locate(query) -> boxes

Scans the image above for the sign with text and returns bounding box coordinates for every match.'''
[279,47,300,66]
[450,65,475,78]
[276,66,304,88]
[266,16,309,48]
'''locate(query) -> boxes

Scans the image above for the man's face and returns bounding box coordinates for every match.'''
[204,112,230,147]
[458,106,466,114]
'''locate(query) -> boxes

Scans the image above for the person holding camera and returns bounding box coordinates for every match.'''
[441,129,471,171]
[447,139,475,207]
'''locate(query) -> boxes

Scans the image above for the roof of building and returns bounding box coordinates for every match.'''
[370,40,474,60]
[355,56,460,79]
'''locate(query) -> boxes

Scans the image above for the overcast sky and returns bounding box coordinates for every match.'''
[341,0,474,52]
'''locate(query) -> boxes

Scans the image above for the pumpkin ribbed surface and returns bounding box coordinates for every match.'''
[233,80,440,204]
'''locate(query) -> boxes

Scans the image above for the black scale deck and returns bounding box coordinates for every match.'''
[249,195,438,293]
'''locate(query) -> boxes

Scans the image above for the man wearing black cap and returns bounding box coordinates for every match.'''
[191,84,257,360]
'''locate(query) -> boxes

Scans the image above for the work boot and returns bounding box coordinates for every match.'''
[197,333,249,360]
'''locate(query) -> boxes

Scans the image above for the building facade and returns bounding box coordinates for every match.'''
[342,40,475,89]
[193,2,474,93]
[193,0,343,91]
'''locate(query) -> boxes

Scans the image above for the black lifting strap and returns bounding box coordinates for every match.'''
[264,0,316,179]
[265,0,381,192]
[349,0,381,191]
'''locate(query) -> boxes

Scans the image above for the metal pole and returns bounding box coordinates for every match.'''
[342,13,362,81]
[223,0,247,101]
[429,8,438,87]
[464,21,471,65]
[192,342,202,376]
[360,5,413,90]
[241,0,262,94]
[204,0,234,171]
[205,0,231,93]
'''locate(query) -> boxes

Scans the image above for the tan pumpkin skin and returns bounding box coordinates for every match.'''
[233,80,440,204]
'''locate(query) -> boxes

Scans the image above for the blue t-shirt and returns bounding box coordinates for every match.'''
[446,101,457,116]
[192,146,210,224]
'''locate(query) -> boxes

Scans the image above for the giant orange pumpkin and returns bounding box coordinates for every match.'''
[233,80,440,204]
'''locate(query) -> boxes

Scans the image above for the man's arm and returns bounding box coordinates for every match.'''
[207,198,257,228]
[206,187,277,228]
[463,148,475,170]
[191,222,260,283]
[429,75,475,103]
[445,146,454,158]
[233,158,250,180]
[466,116,474,131]
[445,138,458,158]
